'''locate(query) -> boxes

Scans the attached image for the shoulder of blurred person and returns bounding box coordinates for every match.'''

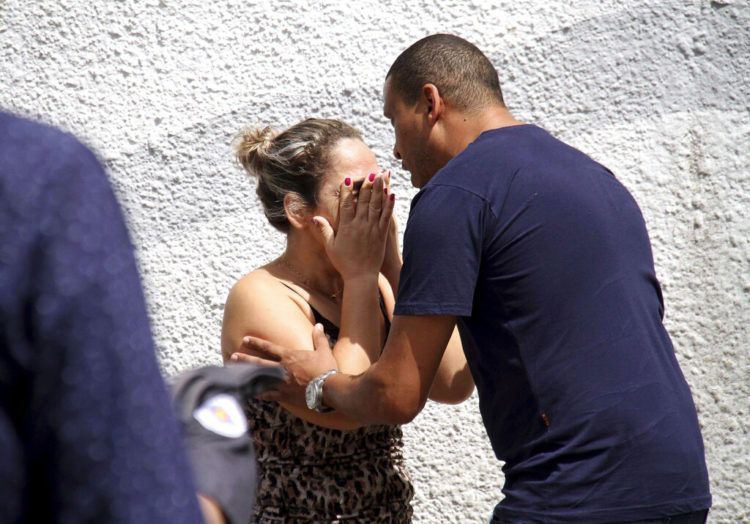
[0,111,204,523]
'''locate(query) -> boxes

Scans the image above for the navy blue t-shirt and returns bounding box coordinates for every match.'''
[395,125,711,522]
[0,112,203,523]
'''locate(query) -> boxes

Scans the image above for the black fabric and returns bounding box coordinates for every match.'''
[280,281,391,344]
[624,509,709,524]
[171,364,283,524]
[492,509,709,524]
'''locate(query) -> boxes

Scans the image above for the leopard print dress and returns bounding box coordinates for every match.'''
[246,298,414,523]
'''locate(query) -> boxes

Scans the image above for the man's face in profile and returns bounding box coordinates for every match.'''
[383,77,441,189]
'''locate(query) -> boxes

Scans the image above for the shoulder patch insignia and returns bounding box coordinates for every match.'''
[193,393,248,438]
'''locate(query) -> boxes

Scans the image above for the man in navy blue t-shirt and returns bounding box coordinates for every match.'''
[241,34,711,523]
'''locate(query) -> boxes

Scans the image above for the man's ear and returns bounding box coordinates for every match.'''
[283,193,311,230]
[422,83,444,126]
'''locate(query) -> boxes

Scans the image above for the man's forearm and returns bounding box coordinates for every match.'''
[322,363,419,425]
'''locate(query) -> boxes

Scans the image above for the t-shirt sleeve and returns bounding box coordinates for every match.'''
[394,184,489,317]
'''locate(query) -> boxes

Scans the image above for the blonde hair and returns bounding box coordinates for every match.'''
[235,118,361,232]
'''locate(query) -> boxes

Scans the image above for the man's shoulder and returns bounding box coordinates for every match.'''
[426,125,550,200]
[410,179,490,220]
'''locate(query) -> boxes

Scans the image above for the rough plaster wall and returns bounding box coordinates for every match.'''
[1,0,748,521]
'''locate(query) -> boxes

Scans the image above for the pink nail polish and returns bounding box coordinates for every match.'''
[369,173,376,182]
[344,177,351,186]
[389,193,395,201]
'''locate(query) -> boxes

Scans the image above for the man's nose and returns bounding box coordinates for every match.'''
[392,145,401,160]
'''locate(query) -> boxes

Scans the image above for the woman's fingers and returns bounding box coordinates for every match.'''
[357,172,387,224]
[230,352,283,367]
[380,191,396,231]
[338,177,356,225]
[310,216,334,250]
[356,172,375,219]
[368,174,385,223]
[383,170,391,195]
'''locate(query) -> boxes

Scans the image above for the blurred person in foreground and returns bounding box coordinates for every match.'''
[0,110,273,524]
[235,35,711,523]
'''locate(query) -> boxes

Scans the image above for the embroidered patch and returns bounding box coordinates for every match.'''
[193,393,248,438]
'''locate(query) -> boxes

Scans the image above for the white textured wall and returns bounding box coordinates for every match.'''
[1,1,748,521]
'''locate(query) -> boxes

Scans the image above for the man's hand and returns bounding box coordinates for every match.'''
[230,324,337,406]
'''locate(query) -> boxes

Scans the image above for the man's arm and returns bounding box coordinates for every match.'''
[239,314,458,425]
[324,314,458,424]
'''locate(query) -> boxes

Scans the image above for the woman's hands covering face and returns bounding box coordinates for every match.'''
[310,171,395,282]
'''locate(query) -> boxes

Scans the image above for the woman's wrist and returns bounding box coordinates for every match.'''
[342,273,380,291]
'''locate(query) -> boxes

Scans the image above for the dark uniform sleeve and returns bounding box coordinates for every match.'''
[0,114,204,523]
[394,184,490,317]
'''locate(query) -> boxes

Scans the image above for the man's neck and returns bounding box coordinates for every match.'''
[444,105,524,158]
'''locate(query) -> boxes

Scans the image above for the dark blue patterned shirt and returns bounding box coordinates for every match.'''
[0,112,204,523]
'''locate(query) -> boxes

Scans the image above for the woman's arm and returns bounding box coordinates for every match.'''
[427,328,474,403]
[379,273,474,404]
[222,272,381,430]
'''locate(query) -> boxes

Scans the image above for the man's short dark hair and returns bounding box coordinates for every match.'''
[386,34,505,111]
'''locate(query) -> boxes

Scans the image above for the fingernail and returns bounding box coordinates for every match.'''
[344,177,351,186]
[231,354,238,361]
[384,186,388,194]
[389,193,395,201]
[242,336,250,344]
[310,217,317,225]
[369,172,376,182]
[314,323,324,331]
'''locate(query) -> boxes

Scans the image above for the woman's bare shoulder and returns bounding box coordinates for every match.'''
[224,266,313,331]
[221,265,317,360]
[230,266,278,292]
[228,266,299,306]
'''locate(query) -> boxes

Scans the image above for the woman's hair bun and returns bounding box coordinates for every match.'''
[233,118,361,234]
[235,126,278,173]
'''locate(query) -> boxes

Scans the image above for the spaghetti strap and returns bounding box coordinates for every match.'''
[278,279,390,341]
[279,281,340,339]
[279,280,306,301]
